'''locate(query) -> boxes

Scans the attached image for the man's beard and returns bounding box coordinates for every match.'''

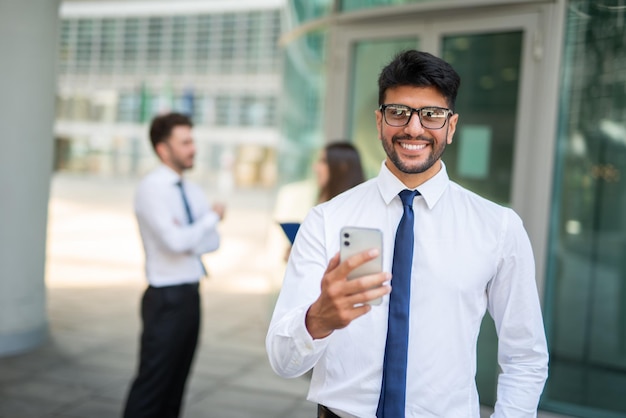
[381,131,448,174]
[172,155,194,172]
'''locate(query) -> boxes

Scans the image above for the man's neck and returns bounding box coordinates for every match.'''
[385,159,442,189]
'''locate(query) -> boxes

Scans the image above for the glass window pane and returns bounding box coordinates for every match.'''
[76,19,94,73]
[59,20,74,73]
[279,23,328,182]
[293,0,334,23]
[220,13,236,72]
[147,17,163,71]
[170,16,187,70]
[122,18,140,73]
[99,19,117,72]
[341,0,453,12]
[442,32,522,207]
[215,95,240,126]
[196,15,211,73]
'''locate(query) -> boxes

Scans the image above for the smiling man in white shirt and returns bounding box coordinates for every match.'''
[266,50,548,418]
[124,112,225,418]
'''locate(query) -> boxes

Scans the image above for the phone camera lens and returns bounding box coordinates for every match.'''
[344,241,350,246]
[343,233,350,238]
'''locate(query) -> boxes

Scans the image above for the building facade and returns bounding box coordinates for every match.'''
[280,0,626,417]
[56,0,284,188]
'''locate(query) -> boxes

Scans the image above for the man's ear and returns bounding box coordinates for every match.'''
[447,113,459,145]
[375,109,383,140]
[155,142,168,162]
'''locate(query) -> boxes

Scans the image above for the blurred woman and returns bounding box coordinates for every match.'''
[275,141,365,262]
[314,141,365,203]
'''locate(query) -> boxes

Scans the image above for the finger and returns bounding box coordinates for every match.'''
[345,271,391,293]
[346,283,391,306]
[324,252,341,275]
[339,303,372,325]
[337,248,380,277]
[343,271,390,296]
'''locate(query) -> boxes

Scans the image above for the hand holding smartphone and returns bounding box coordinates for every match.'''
[339,226,384,305]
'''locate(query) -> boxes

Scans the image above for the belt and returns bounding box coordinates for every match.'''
[148,282,199,290]
[317,404,341,418]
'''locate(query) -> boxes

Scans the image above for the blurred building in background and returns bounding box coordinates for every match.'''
[280,1,626,417]
[55,0,284,188]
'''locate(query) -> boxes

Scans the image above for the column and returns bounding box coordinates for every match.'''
[0,0,60,356]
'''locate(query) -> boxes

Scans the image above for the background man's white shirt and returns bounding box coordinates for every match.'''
[135,164,220,287]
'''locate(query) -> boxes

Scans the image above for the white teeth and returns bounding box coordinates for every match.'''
[400,142,426,151]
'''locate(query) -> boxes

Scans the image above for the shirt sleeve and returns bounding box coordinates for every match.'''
[266,205,332,378]
[488,209,549,417]
[135,183,221,255]
[191,211,220,255]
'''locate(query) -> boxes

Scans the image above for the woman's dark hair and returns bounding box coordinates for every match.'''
[378,50,461,111]
[149,112,193,151]
[319,141,365,202]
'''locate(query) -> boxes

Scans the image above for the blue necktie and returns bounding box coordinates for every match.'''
[176,181,208,277]
[377,189,419,418]
[176,180,194,224]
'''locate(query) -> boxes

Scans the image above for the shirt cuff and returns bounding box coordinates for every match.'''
[290,305,331,357]
[199,211,220,230]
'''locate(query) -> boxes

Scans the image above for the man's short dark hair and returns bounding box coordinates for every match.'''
[149,112,193,151]
[378,50,461,111]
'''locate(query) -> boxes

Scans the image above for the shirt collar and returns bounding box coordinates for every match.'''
[376,160,450,209]
[156,164,183,186]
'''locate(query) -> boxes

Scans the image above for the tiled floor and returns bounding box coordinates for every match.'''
[0,174,571,417]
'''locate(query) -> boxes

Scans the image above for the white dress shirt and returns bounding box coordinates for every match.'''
[135,164,220,287]
[266,161,548,418]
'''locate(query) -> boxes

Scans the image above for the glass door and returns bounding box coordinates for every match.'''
[328,6,552,407]
[439,32,522,207]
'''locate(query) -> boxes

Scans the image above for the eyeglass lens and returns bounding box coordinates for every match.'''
[383,105,449,128]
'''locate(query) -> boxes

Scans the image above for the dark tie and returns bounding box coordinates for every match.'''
[177,180,194,224]
[176,181,208,277]
[377,189,419,418]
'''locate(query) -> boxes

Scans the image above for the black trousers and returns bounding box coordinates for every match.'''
[318,404,342,418]
[123,283,200,418]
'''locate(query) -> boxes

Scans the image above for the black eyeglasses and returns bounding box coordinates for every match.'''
[379,104,453,129]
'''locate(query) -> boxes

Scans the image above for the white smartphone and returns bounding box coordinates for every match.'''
[339,226,383,305]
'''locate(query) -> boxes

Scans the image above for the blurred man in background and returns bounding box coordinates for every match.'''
[124,112,225,418]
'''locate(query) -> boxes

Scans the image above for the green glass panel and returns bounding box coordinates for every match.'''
[293,0,334,23]
[341,0,451,12]
[442,32,522,206]
[279,2,329,184]
[543,1,626,416]
[76,19,94,72]
[349,39,419,179]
